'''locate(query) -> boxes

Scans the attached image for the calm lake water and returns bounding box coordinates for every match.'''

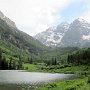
[0,70,76,90]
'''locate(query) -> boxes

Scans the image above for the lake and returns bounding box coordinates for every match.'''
[0,70,76,90]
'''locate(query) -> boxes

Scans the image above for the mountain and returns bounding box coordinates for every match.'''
[0,11,47,62]
[35,18,90,47]
[35,22,69,46]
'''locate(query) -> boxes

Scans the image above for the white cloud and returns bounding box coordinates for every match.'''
[80,0,90,23]
[81,9,90,23]
[0,0,74,36]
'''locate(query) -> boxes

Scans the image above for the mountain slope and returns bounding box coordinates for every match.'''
[0,11,47,61]
[0,11,16,28]
[59,18,90,47]
[35,18,90,47]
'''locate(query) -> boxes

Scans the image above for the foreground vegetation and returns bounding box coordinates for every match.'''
[36,76,90,90]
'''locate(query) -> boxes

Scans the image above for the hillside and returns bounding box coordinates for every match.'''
[0,11,47,62]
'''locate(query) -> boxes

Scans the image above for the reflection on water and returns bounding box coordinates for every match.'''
[0,85,22,90]
[0,85,34,90]
[0,70,76,90]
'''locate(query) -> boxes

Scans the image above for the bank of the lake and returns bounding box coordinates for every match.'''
[23,64,90,90]
[36,77,90,90]
[23,64,90,74]
[0,70,76,90]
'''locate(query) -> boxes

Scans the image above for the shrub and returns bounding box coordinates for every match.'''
[67,88,76,90]
[25,67,28,70]
[87,76,90,84]
[47,83,57,89]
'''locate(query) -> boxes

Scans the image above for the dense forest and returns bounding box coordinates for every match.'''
[0,45,90,70]
[67,48,90,65]
[0,48,22,70]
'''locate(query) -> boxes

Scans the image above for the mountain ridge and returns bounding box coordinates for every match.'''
[35,18,90,47]
[0,11,16,28]
[0,11,47,62]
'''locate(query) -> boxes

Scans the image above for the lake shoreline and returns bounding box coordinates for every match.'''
[0,65,90,90]
[0,70,77,90]
[36,69,90,90]
[22,64,90,90]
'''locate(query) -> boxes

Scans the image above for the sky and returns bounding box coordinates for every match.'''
[0,0,90,36]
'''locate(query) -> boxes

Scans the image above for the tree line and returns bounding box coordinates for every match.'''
[67,48,90,65]
[44,58,58,65]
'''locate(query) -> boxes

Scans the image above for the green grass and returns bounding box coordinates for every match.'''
[23,64,90,74]
[36,77,90,90]
[52,65,90,74]
[23,64,40,72]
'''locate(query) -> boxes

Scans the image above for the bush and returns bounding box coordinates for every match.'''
[67,88,76,90]
[25,67,28,70]
[47,83,57,89]
[87,76,90,84]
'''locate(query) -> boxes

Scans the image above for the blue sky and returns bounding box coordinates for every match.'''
[0,0,90,36]
[60,1,87,23]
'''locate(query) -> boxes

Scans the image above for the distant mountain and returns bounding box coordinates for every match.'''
[35,18,90,47]
[35,22,69,46]
[0,11,47,61]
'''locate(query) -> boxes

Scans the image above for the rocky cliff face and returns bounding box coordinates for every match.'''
[0,11,16,28]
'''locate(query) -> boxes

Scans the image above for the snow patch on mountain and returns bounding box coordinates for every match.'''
[82,34,90,40]
[46,32,63,46]
[34,22,70,46]
[77,18,88,23]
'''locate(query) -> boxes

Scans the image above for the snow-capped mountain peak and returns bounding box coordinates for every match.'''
[34,22,69,46]
[76,18,90,24]
[35,18,90,47]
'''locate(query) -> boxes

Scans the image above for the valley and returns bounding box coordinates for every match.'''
[0,10,90,90]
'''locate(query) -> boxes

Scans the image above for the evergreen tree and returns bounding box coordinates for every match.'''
[28,57,33,64]
[18,56,22,69]
[9,57,12,69]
